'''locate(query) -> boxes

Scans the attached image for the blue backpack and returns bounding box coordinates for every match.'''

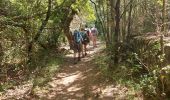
[73,30,82,43]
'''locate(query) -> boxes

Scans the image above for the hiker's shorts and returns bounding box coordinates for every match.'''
[82,40,89,45]
[73,42,82,52]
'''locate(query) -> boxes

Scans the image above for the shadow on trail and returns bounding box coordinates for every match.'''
[31,42,116,100]
[0,41,141,100]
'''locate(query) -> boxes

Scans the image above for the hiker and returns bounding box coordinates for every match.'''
[91,26,98,48]
[72,29,83,64]
[85,26,93,45]
[80,28,90,56]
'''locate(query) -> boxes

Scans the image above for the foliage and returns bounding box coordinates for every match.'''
[0,0,96,91]
[139,75,158,97]
[94,49,109,75]
[1,0,170,99]
[94,33,169,98]
[32,50,63,87]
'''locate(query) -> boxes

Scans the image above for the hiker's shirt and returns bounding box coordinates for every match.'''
[85,28,93,40]
[91,28,98,36]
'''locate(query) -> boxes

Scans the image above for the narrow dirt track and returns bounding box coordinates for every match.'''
[31,42,119,100]
[1,42,142,100]
[30,42,133,100]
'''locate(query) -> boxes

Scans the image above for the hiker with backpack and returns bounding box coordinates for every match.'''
[72,29,83,64]
[85,26,93,45]
[80,28,90,56]
[91,26,98,48]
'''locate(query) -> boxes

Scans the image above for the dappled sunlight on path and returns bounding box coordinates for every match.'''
[35,41,140,100]
[0,41,142,100]
[33,41,107,100]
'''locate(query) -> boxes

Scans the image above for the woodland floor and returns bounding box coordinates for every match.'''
[0,41,143,100]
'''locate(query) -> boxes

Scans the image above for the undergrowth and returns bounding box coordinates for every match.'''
[94,49,143,99]
[94,41,170,99]
[0,48,64,92]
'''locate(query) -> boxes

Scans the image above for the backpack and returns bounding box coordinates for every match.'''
[73,30,82,44]
[81,31,89,43]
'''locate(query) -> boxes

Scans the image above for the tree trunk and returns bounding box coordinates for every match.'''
[122,0,127,42]
[106,0,111,46]
[0,43,3,65]
[110,0,115,44]
[160,0,166,55]
[127,0,133,42]
[114,0,121,65]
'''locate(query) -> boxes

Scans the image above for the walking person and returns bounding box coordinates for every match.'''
[91,26,98,48]
[72,29,83,64]
[80,28,90,56]
[85,26,93,46]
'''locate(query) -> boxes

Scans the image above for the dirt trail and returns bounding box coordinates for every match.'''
[29,42,130,100]
[0,42,141,100]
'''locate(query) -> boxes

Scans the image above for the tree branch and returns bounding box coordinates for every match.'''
[28,0,52,54]
[89,0,105,37]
